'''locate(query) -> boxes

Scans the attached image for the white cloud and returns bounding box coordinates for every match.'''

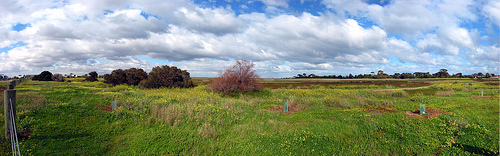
[259,0,289,8]
[172,7,244,35]
[483,0,500,26]
[0,0,498,77]
[244,13,387,64]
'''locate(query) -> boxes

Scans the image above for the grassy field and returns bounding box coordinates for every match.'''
[0,78,498,155]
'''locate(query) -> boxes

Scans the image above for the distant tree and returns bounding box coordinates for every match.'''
[52,73,65,82]
[38,71,53,81]
[478,72,484,77]
[485,73,492,78]
[435,69,450,78]
[377,70,384,75]
[139,65,194,89]
[348,74,353,79]
[400,73,414,79]
[210,60,261,94]
[85,71,98,82]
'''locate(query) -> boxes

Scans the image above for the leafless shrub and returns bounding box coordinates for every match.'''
[211,60,261,94]
[52,73,65,82]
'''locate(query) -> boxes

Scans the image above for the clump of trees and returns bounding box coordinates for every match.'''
[85,71,98,82]
[211,60,261,94]
[104,68,148,86]
[139,65,193,89]
[32,71,54,81]
[103,66,193,89]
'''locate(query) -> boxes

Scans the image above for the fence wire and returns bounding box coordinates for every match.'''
[9,98,21,156]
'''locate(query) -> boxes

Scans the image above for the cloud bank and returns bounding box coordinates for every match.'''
[0,0,498,77]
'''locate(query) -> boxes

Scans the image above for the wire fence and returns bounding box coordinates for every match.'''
[9,98,21,156]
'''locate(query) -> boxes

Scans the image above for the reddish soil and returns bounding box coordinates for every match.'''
[268,101,309,114]
[95,105,112,111]
[17,128,34,140]
[405,108,448,119]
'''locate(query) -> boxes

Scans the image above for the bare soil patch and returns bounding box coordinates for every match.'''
[268,100,309,114]
[95,105,112,111]
[405,108,448,119]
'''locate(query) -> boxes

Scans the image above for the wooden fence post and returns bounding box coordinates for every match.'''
[4,82,17,140]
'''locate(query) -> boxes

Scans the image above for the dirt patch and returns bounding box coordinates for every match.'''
[95,105,112,111]
[268,100,309,114]
[405,108,448,119]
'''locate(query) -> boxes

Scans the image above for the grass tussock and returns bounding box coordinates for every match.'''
[436,90,455,97]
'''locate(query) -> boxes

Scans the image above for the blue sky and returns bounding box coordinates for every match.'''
[0,0,499,78]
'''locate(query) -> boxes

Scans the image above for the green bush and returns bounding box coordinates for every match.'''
[139,65,194,89]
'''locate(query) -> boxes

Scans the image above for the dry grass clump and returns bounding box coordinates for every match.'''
[323,97,351,109]
[435,90,455,96]
[388,90,409,97]
[198,122,219,139]
[151,105,183,126]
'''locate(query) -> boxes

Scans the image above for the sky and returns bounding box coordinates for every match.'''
[0,0,499,78]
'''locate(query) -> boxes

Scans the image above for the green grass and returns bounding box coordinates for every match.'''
[0,79,498,155]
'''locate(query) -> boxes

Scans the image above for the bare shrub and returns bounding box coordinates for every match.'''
[52,73,65,82]
[211,60,261,94]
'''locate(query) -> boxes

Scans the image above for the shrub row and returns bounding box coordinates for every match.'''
[103,65,193,89]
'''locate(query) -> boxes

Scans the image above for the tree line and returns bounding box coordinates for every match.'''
[28,60,261,94]
[292,69,496,79]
